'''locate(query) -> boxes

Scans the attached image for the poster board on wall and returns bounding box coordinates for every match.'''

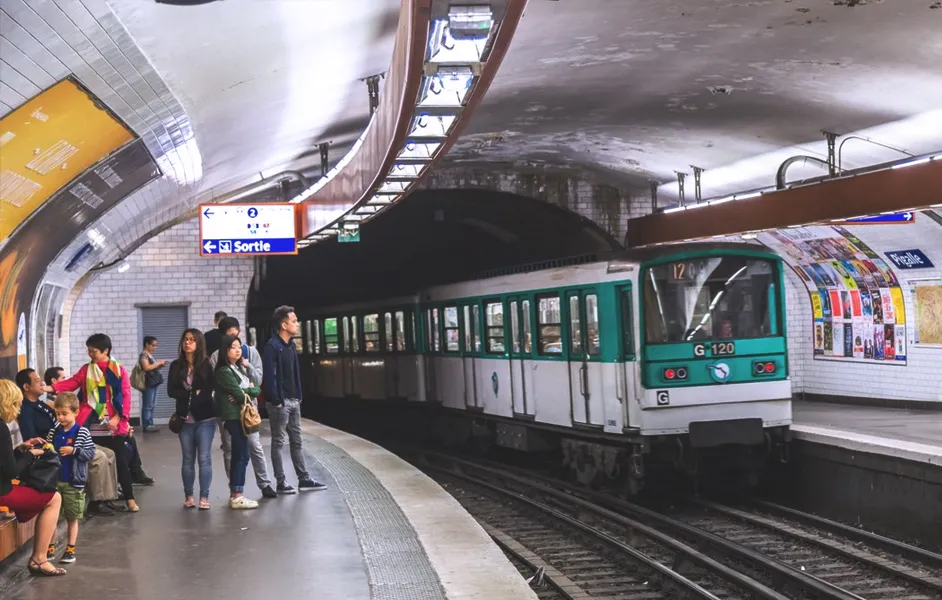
[908,279,942,347]
[758,225,907,364]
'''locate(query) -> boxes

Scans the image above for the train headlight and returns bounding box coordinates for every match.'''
[662,367,688,381]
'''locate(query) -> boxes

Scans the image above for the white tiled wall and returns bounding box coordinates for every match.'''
[63,219,255,417]
[779,213,942,404]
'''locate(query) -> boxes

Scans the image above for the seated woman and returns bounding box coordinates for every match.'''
[0,379,66,576]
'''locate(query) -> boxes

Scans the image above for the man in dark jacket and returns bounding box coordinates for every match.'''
[204,311,227,357]
[15,369,56,441]
[262,306,326,494]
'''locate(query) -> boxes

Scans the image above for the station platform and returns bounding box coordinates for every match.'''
[4,421,536,600]
[792,400,942,467]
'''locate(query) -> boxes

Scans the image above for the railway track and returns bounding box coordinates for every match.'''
[408,449,942,600]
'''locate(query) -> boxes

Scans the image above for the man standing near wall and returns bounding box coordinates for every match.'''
[263,306,326,494]
[204,311,227,357]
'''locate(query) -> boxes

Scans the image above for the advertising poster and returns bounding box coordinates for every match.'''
[758,225,907,364]
[909,280,942,346]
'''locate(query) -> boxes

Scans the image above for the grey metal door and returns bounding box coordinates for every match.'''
[140,305,188,423]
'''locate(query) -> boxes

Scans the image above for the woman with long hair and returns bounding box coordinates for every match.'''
[0,379,67,576]
[168,329,216,509]
[214,334,260,510]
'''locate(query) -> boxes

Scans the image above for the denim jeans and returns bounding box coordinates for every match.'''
[180,418,216,499]
[142,386,158,428]
[224,420,249,493]
[217,419,272,488]
[268,398,309,485]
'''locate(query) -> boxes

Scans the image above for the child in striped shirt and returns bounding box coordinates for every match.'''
[45,392,96,564]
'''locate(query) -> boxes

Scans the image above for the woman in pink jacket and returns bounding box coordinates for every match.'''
[48,333,138,513]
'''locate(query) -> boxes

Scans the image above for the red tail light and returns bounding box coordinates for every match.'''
[664,368,676,380]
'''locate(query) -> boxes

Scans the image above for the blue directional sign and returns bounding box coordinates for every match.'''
[833,211,916,225]
[885,249,934,270]
[199,203,297,256]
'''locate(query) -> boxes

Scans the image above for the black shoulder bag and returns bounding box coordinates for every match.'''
[19,448,62,493]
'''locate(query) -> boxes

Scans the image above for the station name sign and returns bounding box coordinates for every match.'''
[199,203,298,256]
[884,249,934,270]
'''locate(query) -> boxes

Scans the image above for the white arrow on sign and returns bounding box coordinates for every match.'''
[903,212,913,221]
[203,241,216,253]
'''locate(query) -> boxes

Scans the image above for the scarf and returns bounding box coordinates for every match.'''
[85,358,123,421]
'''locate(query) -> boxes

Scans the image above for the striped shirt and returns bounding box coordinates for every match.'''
[46,423,96,488]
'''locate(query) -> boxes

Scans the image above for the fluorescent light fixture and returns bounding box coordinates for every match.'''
[378,180,411,194]
[389,163,424,178]
[368,195,395,205]
[892,156,933,169]
[418,68,474,107]
[663,206,686,214]
[117,261,130,273]
[87,229,106,249]
[398,141,440,160]
[708,196,735,205]
[426,12,492,64]
[741,233,758,240]
[734,191,762,200]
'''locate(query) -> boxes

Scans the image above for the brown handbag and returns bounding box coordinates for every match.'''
[240,390,262,435]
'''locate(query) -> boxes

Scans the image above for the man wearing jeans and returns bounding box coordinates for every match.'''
[263,306,326,494]
[209,316,277,499]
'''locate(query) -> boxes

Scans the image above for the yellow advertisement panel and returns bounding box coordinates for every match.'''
[0,78,134,241]
[890,287,906,325]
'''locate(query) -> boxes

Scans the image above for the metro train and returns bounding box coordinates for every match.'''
[292,242,792,493]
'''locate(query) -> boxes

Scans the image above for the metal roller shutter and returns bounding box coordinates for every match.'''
[140,306,188,422]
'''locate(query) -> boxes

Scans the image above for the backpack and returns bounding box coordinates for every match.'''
[130,363,146,391]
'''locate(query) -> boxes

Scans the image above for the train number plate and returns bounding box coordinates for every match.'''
[693,342,736,357]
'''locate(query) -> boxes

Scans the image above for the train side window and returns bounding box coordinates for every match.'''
[313,320,321,355]
[444,306,460,352]
[510,300,520,353]
[432,308,441,352]
[395,311,407,352]
[620,288,635,357]
[472,304,482,352]
[384,313,394,352]
[521,299,532,354]
[325,318,339,354]
[364,314,380,352]
[485,301,505,353]
[586,294,600,356]
[537,295,562,355]
[569,296,583,354]
[342,317,351,353]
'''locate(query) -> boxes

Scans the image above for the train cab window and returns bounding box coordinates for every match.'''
[444,306,460,352]
[324,318,339,354]
[313,320,321,355]
[385,312,394,352]
[537,295,562,355]
[586,294,600,356]
[342,317,351,353]
[396,311,407,352]
[521,299,532,353]
[304,320,313,354]
[485,301,505,353]
[569,296,583,355]
[510,300,520,353]
[644,257,776,343]
[431,308,441,352]
[363,314,380,352]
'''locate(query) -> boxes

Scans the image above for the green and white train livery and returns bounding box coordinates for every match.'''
[301,242,791,490]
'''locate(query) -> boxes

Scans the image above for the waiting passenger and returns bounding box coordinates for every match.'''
[138,336,167,433]
[204,311,227,357]
[168,329,216,509]
[44,367,119,517]
[209,316,276,499]
[15,369,56,444]
[263,306,326,493]
[44,392,96,564]
[214,334,260,510]
[0,379,67,577]
[47,333,140,513]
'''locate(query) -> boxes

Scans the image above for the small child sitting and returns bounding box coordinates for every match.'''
[45,392,96,564]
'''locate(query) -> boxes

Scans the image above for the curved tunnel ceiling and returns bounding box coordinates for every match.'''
[251,189,620,314]
[445,0,942,204]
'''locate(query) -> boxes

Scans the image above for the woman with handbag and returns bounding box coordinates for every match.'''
[214,334,261,510]
[168,329,216,510]
[0,379,67,576]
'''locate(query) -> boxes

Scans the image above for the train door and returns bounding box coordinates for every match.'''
[507,296,534,416]
[342,316,358,397]
[566,289,605,426]
[615,284,640,427]
[461,304,479,409]
[383,312,399,398]
[424,308,439,403]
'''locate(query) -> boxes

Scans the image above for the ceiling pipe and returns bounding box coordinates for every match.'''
[775,155,832,190]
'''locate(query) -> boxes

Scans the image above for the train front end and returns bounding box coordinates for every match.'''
[636,248,791,454]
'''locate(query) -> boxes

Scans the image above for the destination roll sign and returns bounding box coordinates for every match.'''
[199,203,298,256]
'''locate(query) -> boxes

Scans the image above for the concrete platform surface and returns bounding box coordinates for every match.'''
[793,400,942,465]
[6,421,536,600]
